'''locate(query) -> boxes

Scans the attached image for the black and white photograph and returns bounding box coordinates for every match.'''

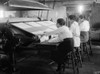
[0,0,99,74]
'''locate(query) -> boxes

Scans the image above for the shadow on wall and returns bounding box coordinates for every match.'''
[92,22,100,30]
[90,22,100,42]
[90,31,100,41]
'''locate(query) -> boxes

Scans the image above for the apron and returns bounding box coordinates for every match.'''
[80,31,89,43]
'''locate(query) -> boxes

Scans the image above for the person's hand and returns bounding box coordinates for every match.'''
[37,33,45,38]
[43,32,47,36]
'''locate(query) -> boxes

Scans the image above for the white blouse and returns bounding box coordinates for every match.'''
[70,21,80,47]
[45,25,73,42]
[80,20,90,32]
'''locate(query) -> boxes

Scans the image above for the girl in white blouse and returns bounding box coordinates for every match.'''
[68,15,80,47]
[79,15,90,43]
[44,18,74,71]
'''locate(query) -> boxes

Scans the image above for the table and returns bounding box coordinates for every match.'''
[34,41,60,46]
[28,42,60,59]
[33,41,60,51]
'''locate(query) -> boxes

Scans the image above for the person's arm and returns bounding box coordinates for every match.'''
[70,25,74,34]
[74,27,80,37]
[70,23,75,35]
[70,23,80,37]
[44,27,62,36]
[87,21,90,31]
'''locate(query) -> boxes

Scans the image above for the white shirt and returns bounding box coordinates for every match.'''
[45,25,73,42]
[80,20,90,32]
[70,21,80,47]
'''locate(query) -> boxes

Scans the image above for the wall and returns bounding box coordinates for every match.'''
[2,2,66,23]
[90,3,100,28]
[46,2,66,22]
[4,11,16,18]
[90,3,100,41]
[27,2,67,23]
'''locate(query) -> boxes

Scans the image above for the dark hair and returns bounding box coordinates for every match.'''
[79,15,85,19]
[57,18,65,26]
[68,15,76,21]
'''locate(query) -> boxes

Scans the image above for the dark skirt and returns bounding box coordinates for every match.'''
[51,38,74,64]
[80,31,89,43]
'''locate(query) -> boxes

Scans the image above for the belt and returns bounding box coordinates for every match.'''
[64,38,73,41]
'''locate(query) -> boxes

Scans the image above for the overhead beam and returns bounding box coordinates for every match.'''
[38,0,94,2]
[63,0,94,5]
